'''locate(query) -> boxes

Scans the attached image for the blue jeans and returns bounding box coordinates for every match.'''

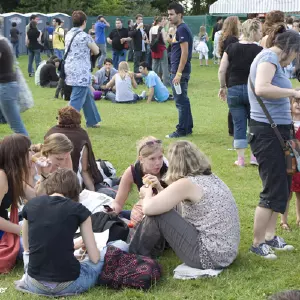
[227,84,250,149]
[12,41,19,58]
[97,44,107,67]
[0,82,28,136]
[112,49,127,69]
[54,49,65,60]
[28,49,41,74]
[18,240,129,297]
[70,86,101,127]
[170,73,193,135]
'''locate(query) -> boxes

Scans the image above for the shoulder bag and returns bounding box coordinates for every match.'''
[58,30,81,80]
[249,79,300,175]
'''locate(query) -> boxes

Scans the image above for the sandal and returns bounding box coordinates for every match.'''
[280,222,291,232]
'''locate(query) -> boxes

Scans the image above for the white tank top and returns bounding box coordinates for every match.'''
[115,73,135,102]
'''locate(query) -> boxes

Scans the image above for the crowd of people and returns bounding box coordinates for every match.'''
[1,3,300,298]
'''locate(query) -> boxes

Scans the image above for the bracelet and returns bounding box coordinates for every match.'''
[176,72,182,77]
[220,86,226,89]
[20,229,23,236]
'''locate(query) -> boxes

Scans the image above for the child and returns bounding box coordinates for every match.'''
[196,26,209,66]
[281,97,300,231]
[213,24,222,64]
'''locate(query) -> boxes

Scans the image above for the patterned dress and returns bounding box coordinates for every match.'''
[182,175,240,269]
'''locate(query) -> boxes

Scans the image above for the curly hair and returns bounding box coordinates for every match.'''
[219,16,240,57]
[262,10,285,36]
[58,106,81,128]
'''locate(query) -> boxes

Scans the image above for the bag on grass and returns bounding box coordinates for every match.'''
[98,245,162,290]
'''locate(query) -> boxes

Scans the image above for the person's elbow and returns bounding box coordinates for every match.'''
[93,47,100,55]
[255,84,268,97]
[89,251,100,264]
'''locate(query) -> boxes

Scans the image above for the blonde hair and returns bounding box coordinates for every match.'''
[118,61,130,80]
[164,141,211,184]
[199,26,206,37]
[32,133,73,157]
[137,136,163,159]
[241,19,261,42]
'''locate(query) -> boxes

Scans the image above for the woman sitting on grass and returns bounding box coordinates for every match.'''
[129,141,240,270]
[15,168,128,297]
[111,136,168,226]
[105,61,146,103]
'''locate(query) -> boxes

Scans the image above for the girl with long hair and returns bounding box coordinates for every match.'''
[196,25,209,66]
[106,61,146,103]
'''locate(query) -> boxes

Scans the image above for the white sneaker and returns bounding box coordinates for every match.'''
[139,91,146,99]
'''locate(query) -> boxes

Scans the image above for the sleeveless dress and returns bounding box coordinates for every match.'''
[181,174,240,268]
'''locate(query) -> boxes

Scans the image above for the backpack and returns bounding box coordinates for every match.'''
[150,27,163,52]
[98,245,162,290]
[96,159,117,187]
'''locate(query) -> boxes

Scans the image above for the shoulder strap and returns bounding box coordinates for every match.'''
[249,79,286,149]
[63,30,81,61]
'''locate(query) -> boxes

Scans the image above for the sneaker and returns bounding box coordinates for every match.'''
[165,131,187,138]
[234,157,245,167]
[266,236,294,251]
[250,155,259,166]
[139,91,147,99]
[250,243,277,260]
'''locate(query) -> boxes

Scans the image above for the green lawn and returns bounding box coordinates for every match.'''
[0,55,300,300]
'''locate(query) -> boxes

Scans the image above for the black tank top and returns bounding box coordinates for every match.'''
[0,189,13,220]
[130,160,168,192]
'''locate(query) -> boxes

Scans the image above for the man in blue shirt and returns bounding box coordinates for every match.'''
[138,62,171,103]
[95,15,110,68]
[166,3,193,138]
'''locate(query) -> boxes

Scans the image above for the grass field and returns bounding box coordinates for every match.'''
[0,54,300,300]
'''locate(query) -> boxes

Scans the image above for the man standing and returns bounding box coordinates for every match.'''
[166,3,193,138]
[212,17,223,41]
[95,15,110,68]
[52,18,65,60]
[107,18,131,69]
[26,14,38,33]
[129,14,148,84]
[127,19,134,62]
[10,22,19,58]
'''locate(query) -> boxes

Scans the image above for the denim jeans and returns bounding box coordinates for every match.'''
[152,50,170,87]
[227,84,250,149]
[170,73,193,135]
[112,49,127,69]
[54,49,65,60]
[12,41,19,58]
[0,82,28,136]
[17,240,129,297]
[97,44,107,67]
[28,49,41,74]
[70,86,101,127]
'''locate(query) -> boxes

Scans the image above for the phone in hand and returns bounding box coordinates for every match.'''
[103,205,113,212]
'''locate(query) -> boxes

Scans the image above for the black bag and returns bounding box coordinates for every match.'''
[58,31,81,80]
[74,212,129,243]
[150,27,163,52]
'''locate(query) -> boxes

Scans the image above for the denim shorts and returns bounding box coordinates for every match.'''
[249,119,292,214]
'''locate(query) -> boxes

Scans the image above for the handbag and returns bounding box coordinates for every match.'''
[0,204,20,273]
[16,67,34,113]
[249,79,300,175]
[58,30,81,80]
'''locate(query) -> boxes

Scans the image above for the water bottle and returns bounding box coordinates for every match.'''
[174,83,182,95]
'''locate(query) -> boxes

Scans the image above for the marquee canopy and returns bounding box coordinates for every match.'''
[209,0,300,14]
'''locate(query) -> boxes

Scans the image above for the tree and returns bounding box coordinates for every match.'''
[0,0,20,13]
[190,0,216,15]
[124,0,160,17]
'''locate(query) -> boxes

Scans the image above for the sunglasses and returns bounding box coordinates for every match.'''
[139,140,162,153]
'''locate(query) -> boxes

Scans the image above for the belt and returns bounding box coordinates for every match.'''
[249,119,292,129]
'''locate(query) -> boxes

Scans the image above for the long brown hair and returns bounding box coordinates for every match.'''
[0,134,31,206]
[219,16,240,57]
[265,24,286,48]
[262,10,285,37]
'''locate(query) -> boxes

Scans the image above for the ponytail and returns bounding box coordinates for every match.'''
[266,23,286,48]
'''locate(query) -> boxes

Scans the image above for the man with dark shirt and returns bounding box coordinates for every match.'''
[107,19,131,69]
[166,3,193,138]
[40,58,60,88]
[212,17,223,41]
[10,22,20,58]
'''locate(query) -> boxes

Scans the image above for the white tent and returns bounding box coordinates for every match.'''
[209,0,300,14]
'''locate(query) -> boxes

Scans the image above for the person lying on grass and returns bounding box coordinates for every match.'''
[110,136,168,227]
[15,168,128,297]
[136,62,173,103]
[129,140,240,270]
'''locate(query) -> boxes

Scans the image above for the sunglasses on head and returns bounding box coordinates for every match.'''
[139,140,162,153]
